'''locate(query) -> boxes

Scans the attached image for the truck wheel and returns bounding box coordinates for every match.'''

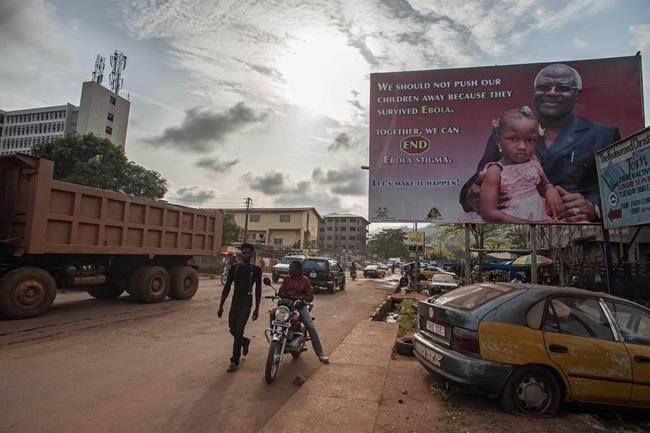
[87,275,126,300]
[168,266,199,300]
[0,267,57,319]
[129,266,170,303]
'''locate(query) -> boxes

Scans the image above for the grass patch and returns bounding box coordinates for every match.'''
[397,298,418,337]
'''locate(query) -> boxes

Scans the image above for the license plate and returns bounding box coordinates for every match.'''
[426,321,446,337]
[309,272,317,278]
[415,341,443,367]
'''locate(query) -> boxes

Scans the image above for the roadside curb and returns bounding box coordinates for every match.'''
[258,319,399,433]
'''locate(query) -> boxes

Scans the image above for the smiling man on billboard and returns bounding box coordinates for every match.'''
[460,63,620,222]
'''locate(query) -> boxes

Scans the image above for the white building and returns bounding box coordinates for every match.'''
[0,81,130,155]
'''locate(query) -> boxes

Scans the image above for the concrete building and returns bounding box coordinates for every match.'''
[224,207,322,250]
[0,81,130,155]
[317,213,369,254]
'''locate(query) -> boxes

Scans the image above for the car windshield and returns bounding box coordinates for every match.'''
[280,258,295,264]
[366,265,378,270]
[303,260,328,271]
[434,284,516,311]
[432,274,456,283]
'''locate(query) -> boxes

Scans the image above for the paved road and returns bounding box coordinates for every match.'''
[0,276,396,433]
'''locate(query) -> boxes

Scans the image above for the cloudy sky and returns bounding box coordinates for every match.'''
[2,0,650,222]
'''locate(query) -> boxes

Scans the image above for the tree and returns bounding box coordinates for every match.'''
[368,228,408,260]
[221,214,243,246]
[32,133,167,199]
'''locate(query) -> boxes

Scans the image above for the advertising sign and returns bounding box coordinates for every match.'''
[406,231,425,246]
[596,127,650,229]
[369,56,644,223]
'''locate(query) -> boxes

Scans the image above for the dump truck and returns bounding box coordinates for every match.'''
[0,154,224,319]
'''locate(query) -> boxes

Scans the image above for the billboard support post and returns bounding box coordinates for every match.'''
[464,224,472,284]
[530,224,538,284]
[601,225,615,295]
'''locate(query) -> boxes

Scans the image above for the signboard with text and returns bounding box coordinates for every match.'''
[369,56,644,223]
[596,127,650,229]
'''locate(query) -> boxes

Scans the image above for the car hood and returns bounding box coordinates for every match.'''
[431,281,459,287]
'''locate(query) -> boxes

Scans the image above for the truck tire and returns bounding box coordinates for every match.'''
[168,266,199,300]
[87,275,126,300]
[129,266,170,303]
[0,267,57,319]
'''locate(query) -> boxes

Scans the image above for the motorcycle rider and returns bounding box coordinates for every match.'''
[278,261,329,363]
[350,262,357,279]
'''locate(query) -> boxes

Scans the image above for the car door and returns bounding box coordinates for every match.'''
[542,296,632,404]
[604,301,650,407]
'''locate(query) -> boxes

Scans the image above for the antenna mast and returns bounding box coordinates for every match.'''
[109,50,127,95]
[92,54,105,84]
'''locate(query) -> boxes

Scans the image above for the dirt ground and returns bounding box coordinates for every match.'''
[379,355,650,433]
[0,276,394,433]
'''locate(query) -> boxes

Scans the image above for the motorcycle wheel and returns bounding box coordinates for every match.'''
[265,340,282,383]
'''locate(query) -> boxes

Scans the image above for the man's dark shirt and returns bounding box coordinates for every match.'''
[459,115,620,212]
[222,263,262,309]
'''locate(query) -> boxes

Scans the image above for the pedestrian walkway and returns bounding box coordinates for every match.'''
[258,319,398,433]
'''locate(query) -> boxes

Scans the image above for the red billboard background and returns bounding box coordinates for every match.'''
[369,56,645,223]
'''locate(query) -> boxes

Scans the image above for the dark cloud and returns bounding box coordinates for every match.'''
[327,132,354,152]
[195,156,240,173]
[312,166,366,196]
[174,186,216,203]
[273,180,343,214]
[145,102,267,153]
[241,171,288,195]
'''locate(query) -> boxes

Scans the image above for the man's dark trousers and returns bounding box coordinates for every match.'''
[228,306,251,364]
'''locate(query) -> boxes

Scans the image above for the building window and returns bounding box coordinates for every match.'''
[110,96,116,105]
[273,238,283,245]
[340,227,347,231]
[107,112,114,122]
[350,226,356,231]
[279,214,291,223]
[105,126,113,135]
[327,236,332,240]
[326,226,332,231]
[249,214,260,222]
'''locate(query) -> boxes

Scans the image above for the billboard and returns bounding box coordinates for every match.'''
[369,56,644,223]
[406,231,425,246]
[596,127,650,229]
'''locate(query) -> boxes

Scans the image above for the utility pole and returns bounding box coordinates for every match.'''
[530,224,538,284]
[243,197,252,243]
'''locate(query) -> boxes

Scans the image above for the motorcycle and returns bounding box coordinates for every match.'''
[262,277,312,383]
[350,268,357,280]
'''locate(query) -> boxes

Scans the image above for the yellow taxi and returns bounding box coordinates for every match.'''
[420,265,455,280]
[414,283,650,416]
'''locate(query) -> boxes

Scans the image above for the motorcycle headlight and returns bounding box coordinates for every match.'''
[275,306,291,322]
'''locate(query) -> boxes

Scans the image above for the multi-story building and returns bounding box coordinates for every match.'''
[317,213,369,254]
[224,207,322,250]
[0,81,130,155]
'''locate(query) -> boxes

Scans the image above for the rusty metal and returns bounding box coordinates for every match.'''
[1,155,223,256]
[70,276,107,286]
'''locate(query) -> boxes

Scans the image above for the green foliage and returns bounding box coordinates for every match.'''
[32,133,167,199]
[222,213,243,246]
[435,223,528,254]
[397,299,418,337]
[368,228,408,260]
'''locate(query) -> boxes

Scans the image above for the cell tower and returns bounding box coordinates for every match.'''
[109,50,127,95]
[92,54,105,84]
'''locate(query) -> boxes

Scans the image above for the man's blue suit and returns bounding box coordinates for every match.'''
[459,115,620,213]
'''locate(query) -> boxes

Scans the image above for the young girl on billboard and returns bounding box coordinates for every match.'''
[464,107,564,223]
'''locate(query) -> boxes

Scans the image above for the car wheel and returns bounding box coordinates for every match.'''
[500,365,561,417]
[328,282,336,294]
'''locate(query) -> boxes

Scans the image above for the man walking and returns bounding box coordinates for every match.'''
[218,243,262,373]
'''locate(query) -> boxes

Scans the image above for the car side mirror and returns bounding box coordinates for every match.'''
[263,277,272,286]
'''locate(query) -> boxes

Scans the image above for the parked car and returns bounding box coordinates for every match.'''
[363,264,386,278]
[420,265,456,280]
[414,283,650,416]
[302,258,346,294]
[271,255,305,282]
[429,273,459,292]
